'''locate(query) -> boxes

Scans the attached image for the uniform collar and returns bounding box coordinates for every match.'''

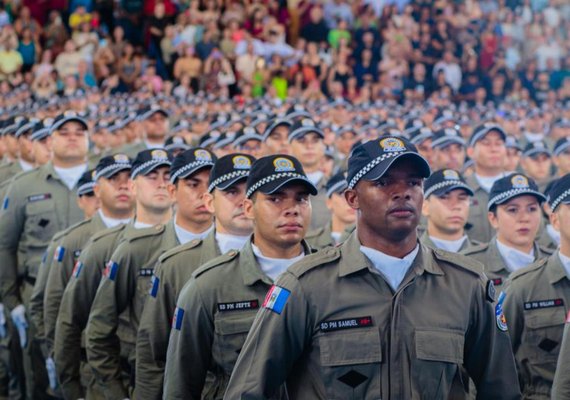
[200,228,221,265]
[465,173,483,192]
[485,237,510,273]
[547,251,569,285]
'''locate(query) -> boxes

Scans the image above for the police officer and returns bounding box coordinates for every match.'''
[262,118,292,156]
[464,173,552,292]
[135,152,253,399]
[0,118,26,184]
[163,154,317,399]
[306,171,355,249]
[465,123,508,243]
[505,135,522,173]
[503,173,570,399]
[553,319,570,399]
[225,136,521,399]
[553,137,570,178]
[120,105,170,158]
[43,155,135,386]
[86,148,215,398]
[520,141,553,192]
[289,118,330,230]
[420,169,481,253]
[431,127,467,171]
[0,112,89,399]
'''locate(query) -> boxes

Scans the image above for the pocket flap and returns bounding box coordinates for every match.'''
[26,198,55,215]
[416,329,464,364]
[526,308,566,329]
[320,329,382,367]
[214,315,255,335]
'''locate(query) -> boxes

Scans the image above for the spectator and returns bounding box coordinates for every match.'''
[43,11,69,56]
[235,41,258,84]
[69,5,92,30]
[54,40,84,77]
[117,43,141,91]
[300,6,329,45]
[328,18,351,49]
[433,50,462,92]
[173,44,202,91]
[0,39,23,81]
[17,27,38,72]
[323,0,353,29]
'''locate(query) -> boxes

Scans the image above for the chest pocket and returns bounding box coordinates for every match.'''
[525,308,566,364]
[318,329,382,400]
[213,313,256,374]
[25,198,57,245]
[133,270,154,326]
[411,329,464,400]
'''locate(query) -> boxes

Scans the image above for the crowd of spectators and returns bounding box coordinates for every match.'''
[0,0,568,107]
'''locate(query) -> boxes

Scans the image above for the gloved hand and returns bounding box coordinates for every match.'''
[0,304,6,339]
[10,304,27,348]
[45,357,58,390]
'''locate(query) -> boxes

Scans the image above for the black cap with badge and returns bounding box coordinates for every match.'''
[131,149,173,179]
[469,123,506,147]
[431,128,466,149]
[77,169,97,197]
[245,155,318,199]
[347,136,431,190]
[522,140,551,158]
[424,169,474,199]
[325,171,348,198]
[505,135,522,151]
[169,147,217,184]
[95,154,132,180]
[487,173,546,211]
[548,173,570,212]
[262,118,292,142]
[164,136,191,152]
[553,137,570,156]
[137,104,169,121]
[50,111,89,134]
[288,118,325,142]
[208,153,256,193]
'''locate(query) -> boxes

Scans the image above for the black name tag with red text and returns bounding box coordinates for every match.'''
[524,299,564,310]
[28,193,52,203]
[217,300,259,312]
[320,316,373,333]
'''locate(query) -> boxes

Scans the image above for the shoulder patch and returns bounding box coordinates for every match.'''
[158,238,203,263]
[125,224,166,242]
[510,257,548,281]
[193,249,240,278]
[288,247,341,279]
[432,248,485,277]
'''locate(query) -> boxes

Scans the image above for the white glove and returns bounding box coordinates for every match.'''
[0,304,6,339]
[10,305,27,348]
[45,357,57,390]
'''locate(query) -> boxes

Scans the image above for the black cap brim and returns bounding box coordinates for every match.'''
[96,164,132,180]
[256,176,318,197]
[429,183,474,198]
[363,152,431,183]
[212,174,249,192]
[131,161,171,179]
[488,190,547,210]
[170,163,212,183]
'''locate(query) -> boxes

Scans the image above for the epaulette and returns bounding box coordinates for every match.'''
[158,238,203,263]
[193,249,240,278]
[462,241,489,256]
[90,223,126,243]
[289,246,340,279]
[432,248,485,278]
[510,257,548,281]
[125,224,166,242]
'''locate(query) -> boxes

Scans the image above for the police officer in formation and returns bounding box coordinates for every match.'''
[0,98,569,400]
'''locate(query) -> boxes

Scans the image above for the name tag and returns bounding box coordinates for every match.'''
[217,300,259,312]
[28,193,52,203]
[320,316,373,333]
[524,299,564,310]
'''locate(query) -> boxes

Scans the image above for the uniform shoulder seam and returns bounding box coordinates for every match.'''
[158,239,203,263]
[124,224,166,242]
[90,224,126,242]
[288,247,340,278]
[433,248,484,277]
[193,249,239,277]
[510,257,547,280]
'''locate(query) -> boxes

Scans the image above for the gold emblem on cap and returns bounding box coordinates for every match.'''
[194,149,212,161]
[273,157,295,172]
[511,175,529,189]
[443,170,459,180]
[114,154,129,163]
[151,149,168,160]
[301,118,315,127]
[232,155,251,169]
[91,170,97,179]
[379,137,406,152]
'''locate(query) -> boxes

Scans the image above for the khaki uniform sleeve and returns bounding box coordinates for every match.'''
[552,321,570,400]
[163,278,215,400]
[0,183,26,310]
[502,282,526,391]
[85,247,133,399]
[54,243,105,400]
[29,240,58,357]
[134,266,171,400]
[462,280,521,399]
[225,272,310,399]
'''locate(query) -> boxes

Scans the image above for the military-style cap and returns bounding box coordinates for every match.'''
[325,172,348,198]
[171,119,191,134]
[262,118,292,141]
[553,137,570,156]
[548,173,570,212]
[77,170,96,196]
[15,118,39,138]
[137,104,169,121]
[95,154,132,180]
[234,127,263,148]
[424,169,474,199]
[94,120,112,132]
[505,135,522,151]
[432,128,465,149]
[213,132,237,149]
[403,118,425,136]
[164,136,190,152]
[522,141,551,158]
[288,118,324,142]
[347,136,431,189]
[285,104,312,120]
[487,173,546,210]
[433,109,455,126]
[50,111,89,134]
[469,123,506,147]
[131,149,173,179]
[199,130,222,148]
[169,147,216,183]
[31,127,50,142]
[208,153,255,192]
[245,155,318,199]
[408,127,433,145]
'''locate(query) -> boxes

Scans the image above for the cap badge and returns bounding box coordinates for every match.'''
[232,155,252,170]
[194,149,212,162]
[443,170,460,180]
[273,157,295,172]
[444,128,457,136]
[379,137,405,152]
[151,149,169,160]
[511,175,529,189]
[114,154,130,163]
[301,119,315,127]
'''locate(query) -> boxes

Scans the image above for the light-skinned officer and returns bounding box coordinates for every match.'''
[464,174,553,292]
[431,127,467,171]
[225,136,521,399]
[135,153,254,399]
[421,169,481,253]
[503,174,570,399]
[163,154,316,399]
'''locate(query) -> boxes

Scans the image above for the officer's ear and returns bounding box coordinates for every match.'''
[488,207,499,230]
[551,209,560,231]
[421,196,430,217]
[243,195,255,220]
[466,146,475,159]
[93,182,102,200]
[344,188,359,210]
[204,191,215,214]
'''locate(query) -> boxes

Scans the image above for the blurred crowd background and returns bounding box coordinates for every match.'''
[0,0,568,105]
